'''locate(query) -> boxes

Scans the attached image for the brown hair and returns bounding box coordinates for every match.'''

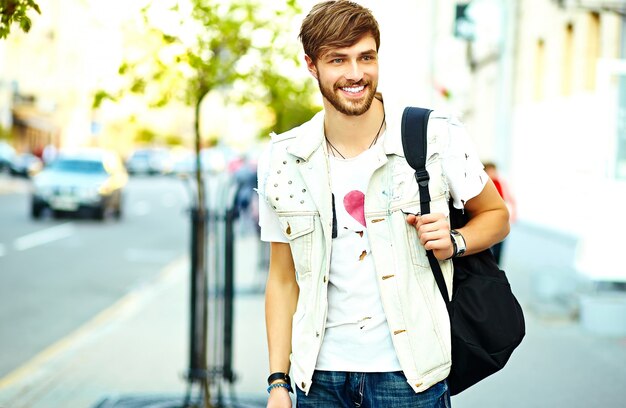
[299,1,380,63]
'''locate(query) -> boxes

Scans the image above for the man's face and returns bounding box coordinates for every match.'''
[306,35,379,116]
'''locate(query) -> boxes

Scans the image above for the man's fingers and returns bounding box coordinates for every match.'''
[405,213,418,225]
[421,232,449,248]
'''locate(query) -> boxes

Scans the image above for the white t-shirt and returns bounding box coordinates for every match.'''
[318,139,402,371]
[259,120,488,372]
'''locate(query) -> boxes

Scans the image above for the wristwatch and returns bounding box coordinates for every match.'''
[450,229,466,258]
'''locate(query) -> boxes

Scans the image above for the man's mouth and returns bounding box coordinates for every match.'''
[339,84,366,95]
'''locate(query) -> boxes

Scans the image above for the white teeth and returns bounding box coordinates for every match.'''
[342,86,364,93]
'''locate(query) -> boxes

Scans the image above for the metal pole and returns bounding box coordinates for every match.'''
[223,202,236,383]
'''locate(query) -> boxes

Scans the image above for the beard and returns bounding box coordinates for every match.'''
[317,77,378,116]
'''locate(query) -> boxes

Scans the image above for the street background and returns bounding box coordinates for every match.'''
[1,0,626,407]
[0,173,625,407]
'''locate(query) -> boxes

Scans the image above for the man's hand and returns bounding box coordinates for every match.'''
[267,386,292,408]
[406,213,453,260]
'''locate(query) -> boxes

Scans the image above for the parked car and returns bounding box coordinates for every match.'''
[0,141,16,172]
[9,153,43,177]
[31,149,128,220]
[125,147,172,175]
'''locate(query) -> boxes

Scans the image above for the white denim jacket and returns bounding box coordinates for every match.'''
[259,103,469,395]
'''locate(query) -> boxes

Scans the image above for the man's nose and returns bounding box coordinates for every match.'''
[344,60,364,81]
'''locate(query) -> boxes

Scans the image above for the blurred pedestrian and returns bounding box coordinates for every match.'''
[42,143,58,165]
[257,2,509,407]
[484,162,516,265]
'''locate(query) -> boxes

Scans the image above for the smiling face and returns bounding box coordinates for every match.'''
[306,35,379,116]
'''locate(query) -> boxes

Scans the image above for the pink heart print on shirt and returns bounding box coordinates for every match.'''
[343,190,366,227]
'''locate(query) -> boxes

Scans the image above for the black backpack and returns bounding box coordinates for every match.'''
[400,106,526,395]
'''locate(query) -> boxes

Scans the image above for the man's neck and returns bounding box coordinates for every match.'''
[323,97,385,156]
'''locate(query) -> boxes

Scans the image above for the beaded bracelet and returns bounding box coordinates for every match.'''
[267,382,293,394]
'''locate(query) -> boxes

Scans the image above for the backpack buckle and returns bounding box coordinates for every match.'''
[414,169,430,187]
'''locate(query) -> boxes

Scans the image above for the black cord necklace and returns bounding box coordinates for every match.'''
[326,113,386,159]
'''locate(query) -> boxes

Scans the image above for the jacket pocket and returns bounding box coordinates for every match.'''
[278,215,315,276]
[404,218,430,267]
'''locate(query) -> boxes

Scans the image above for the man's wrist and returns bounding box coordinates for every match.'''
[267,372,293,393]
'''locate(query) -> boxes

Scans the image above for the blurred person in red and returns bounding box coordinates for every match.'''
[484,162,516,265]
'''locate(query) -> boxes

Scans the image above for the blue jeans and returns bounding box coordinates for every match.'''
[295,371,451,408]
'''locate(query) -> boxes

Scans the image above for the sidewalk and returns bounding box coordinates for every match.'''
[1,225,625,407]
[0,233,270,408]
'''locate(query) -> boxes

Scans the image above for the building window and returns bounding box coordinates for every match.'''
[562,23,574,96]
[534,38,545,101]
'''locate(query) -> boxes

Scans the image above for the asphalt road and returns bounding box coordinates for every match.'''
[0,175,191,377]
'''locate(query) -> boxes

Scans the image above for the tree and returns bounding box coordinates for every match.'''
[0,0,41,39]
[95,2,318,404]
[96,0,318,209]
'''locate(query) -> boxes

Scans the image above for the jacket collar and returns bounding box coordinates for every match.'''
[381,100,406,158]
[286,110,325,161]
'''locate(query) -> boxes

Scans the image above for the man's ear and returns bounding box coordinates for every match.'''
[305,55,318,79]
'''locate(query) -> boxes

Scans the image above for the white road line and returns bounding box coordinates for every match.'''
[0,243,5,257]
[13,223,75,251]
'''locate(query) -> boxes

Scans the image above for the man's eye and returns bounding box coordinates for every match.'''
[331,58,343,64]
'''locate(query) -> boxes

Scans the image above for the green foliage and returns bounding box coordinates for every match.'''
[134,127,158,144]
[164,134,184,146]
[92,90,116,109]
[0,0,41,39]
[106,0,319,141]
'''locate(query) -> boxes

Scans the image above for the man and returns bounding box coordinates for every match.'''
[257,1,509,407]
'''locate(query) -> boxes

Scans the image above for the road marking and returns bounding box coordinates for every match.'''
[0,255,187,390]
[0,243,5,257]
[13,223,75,251]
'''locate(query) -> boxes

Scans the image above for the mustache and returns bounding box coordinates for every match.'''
[335,80,369,89]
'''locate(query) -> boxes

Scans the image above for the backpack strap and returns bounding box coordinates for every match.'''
[401,107,432,215]
[401,107,451,307]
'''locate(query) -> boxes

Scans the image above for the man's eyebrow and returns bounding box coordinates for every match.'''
[360,49,377,56]
[324,49,377,59]
[325,51,348,58]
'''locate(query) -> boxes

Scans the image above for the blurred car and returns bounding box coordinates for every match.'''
[0,141,16,172]
[9,153,43,177]
[31,149,128,220]
[171,146,238,176]
[125,147,172,175]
